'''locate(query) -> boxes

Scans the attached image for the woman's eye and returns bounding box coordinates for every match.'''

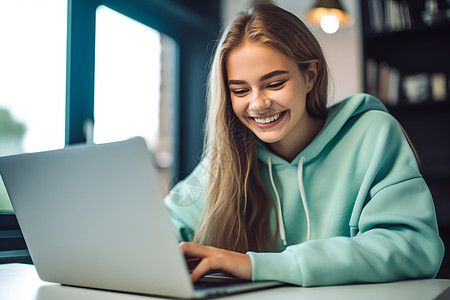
[267,81,286,89]
[231,89,249,96]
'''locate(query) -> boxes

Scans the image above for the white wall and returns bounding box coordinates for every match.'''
[220,0,363,105]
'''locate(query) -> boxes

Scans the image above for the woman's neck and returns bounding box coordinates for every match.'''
[269,116,326,162]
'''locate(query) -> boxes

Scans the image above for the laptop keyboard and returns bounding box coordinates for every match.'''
[194,274,250,290]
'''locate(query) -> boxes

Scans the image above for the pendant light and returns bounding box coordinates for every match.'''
[305,0,354,34]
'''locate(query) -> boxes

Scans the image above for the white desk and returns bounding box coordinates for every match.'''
[1,264,449,300]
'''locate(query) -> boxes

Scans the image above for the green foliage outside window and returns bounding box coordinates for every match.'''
[0,107,26,212]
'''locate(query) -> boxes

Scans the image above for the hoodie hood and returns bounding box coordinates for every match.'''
[257,93,388,166]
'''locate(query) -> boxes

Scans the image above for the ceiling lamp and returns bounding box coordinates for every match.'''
[305,0,354,34]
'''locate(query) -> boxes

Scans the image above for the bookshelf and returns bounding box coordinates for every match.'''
[361,0,450,278]
[361,0,450,106]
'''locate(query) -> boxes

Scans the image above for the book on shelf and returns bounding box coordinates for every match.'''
[431,73,447,101]
[403,73,430,103]
[365,59,448,105]
[366,59,400,105]
[368,0,384,32]
[367,0,413,33]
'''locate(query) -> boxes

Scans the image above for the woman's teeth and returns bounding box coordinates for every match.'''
[254,112,282,124]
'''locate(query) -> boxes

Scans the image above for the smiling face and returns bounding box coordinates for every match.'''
[226,41,321,160]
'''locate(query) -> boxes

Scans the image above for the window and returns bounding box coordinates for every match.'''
[94,6,177,191]
[0,0,216,265]
[0,0,67,212]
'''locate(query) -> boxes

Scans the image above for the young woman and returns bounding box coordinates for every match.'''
[164,3,444,286]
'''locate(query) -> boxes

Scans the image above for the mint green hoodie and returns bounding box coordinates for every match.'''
[164,93,444,286]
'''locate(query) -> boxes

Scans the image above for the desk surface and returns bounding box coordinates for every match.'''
[1,263,449,300]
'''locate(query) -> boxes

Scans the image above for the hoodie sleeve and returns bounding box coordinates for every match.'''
[248,111,444,286]
[163,161,209,242]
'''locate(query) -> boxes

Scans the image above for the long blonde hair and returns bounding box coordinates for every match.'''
[193,3,329,253]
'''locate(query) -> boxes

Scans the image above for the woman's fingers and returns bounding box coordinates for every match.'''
[190,255,223,282]
[179,242,252,282]
[180,242,213,258]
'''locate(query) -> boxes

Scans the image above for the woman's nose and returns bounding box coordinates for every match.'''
[249,91,271,112]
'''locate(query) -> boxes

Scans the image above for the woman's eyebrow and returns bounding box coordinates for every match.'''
[228,79,246,85]
[228,70,289,86]
[260,70,289,81]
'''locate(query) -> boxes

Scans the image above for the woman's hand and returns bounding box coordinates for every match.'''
[179,242,252,282]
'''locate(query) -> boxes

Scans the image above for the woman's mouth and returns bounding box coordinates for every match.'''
[250,111,286,128]
[254,112,282,124]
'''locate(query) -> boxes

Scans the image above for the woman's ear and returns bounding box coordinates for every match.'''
[305,62,318,93]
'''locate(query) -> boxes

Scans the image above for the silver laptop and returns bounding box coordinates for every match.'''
[0,137,283,299]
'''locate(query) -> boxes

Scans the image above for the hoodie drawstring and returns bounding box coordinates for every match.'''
[298,156,311,241]
[266,156,311,246]
[266,156,287,246]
